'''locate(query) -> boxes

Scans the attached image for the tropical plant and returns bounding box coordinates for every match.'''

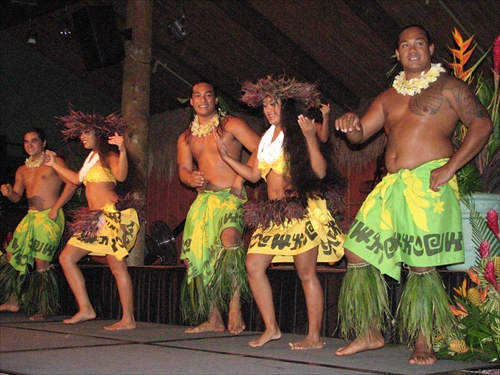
[434,201,500,362]
[449,29,500,195]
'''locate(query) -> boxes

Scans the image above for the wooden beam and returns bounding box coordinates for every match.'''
[343,0,401,50]
[121,0,153,265]
[211,0,360,111]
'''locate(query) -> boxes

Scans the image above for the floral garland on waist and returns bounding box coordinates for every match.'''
[392,63,446,96]
[25,150,56,169]
[190,112,224,137]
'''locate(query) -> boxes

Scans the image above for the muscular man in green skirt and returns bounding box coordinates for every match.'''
[334,25,493,365]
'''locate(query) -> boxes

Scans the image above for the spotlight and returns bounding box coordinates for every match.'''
[27,19,37,45]
[60,7,72,35]
[168,14,190,42]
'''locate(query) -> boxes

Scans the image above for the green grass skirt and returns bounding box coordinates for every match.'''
[338,262,391,340]
[397,269,457,348]
[180,243,249,325]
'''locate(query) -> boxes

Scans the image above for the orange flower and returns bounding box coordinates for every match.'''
[453,278,468,297]
[479,287,488,303]
[450,303,468,317]
[447,28,490,84]
[468,268,480,285]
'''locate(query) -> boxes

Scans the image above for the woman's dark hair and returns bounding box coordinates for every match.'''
[92,131,118,170]
[280,99,346,203]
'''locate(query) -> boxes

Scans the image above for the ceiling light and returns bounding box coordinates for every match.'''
[168,14,190,42]
[60,6,71,35]
[27,18,37,45]
[168,0,190,42]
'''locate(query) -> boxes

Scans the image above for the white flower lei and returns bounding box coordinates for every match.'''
[25,150,56,168]
[190,112,225,137]
[392,63,446,96]
[257,125,284,163]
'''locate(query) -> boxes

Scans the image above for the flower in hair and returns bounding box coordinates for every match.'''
[241,75,321,109]
[58,108,127,140]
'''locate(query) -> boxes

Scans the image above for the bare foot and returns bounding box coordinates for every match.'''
[29,312,53,321]
[335,331,385,356]
[104,319,136,331]
[228,308,245,335]
[0,300,20,313]
[248,328,281,348]
[289,335,323,350]
[63,310,96,325]
[185,321,225,333]
[409,337,437,365]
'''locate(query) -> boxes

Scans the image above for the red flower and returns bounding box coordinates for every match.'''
[493,35,500,74]
[484,261,499,291]
[478,241,491,258]
[486,209,499,240]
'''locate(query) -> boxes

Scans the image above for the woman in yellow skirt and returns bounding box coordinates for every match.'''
[45,109,140,330]
[215,76,346,349]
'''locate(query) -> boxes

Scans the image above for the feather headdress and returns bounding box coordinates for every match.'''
[58,108,127,140]
[241,75,321,109]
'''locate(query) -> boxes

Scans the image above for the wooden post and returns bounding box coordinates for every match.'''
[121,0,153,265]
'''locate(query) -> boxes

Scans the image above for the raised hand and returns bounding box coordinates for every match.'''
[108,132,126,152]
[1,183,12,197]
[43,150,56,167]
[335,112,361,133]
[298,114,316,139]
[320,103,331,118]
[213,132,229,159]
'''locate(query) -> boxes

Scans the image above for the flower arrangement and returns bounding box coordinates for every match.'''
[434,201,500,362]
[449,29,500,195]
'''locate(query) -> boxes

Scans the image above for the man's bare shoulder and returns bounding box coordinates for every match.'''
[439,73,469,92]
[369,87,399,109]
[224,114,249,128]
[177,129,190,143]
[16,163,28,176]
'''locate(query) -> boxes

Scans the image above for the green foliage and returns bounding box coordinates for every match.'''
[462,195,500,258]
[457,164,483,197]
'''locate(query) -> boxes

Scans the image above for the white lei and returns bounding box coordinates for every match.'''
[190,113,222,137]
[25,150,55,168]
[392,63,446,96]
[257,125,284,163]
[79,151,99,182]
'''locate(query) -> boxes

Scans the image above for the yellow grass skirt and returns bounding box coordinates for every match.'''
[68,203,140,260]
[248,198,345,263]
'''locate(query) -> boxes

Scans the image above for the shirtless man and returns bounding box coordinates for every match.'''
[177,82,260,334]
[334,25,492,365]
[0,127,77,320]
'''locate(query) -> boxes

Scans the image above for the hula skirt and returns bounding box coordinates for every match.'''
[6,208,64,275]
[344,159,464,282]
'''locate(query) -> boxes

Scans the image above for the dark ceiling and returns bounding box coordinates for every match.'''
[2,0,499,117]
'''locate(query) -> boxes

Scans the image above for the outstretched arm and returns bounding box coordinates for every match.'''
[214,132,262,183]
[44,151,81,185]
[335,94,386,144]
[230,152,257,198]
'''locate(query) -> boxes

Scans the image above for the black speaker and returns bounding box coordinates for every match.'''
[73,6,125,71]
